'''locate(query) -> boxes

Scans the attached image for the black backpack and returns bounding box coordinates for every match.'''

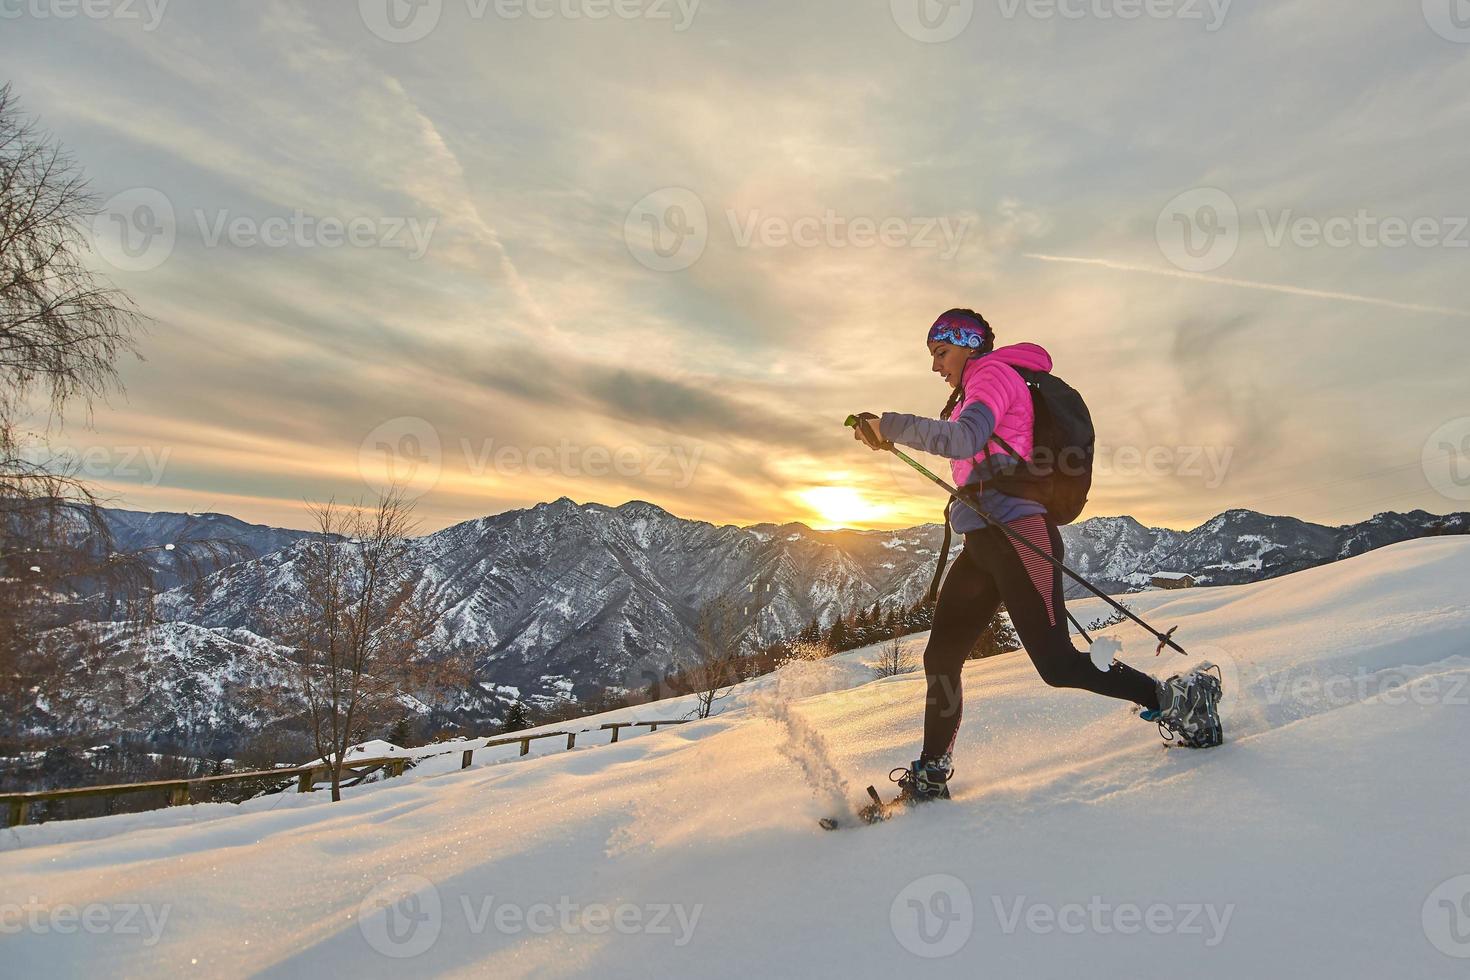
[924,367,1095,603]
[984,367,1094,526]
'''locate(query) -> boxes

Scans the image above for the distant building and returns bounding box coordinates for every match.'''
[1151,571,1197,590]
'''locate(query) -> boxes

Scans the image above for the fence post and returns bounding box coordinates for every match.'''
[519,738,530,756]
[167,783,190,807]
[649,723,659,733]
[608,725,620,744]
[462,749,473,769]
[297,770,314,793]
[389,759,407,778]
[6,799,22,828]
[566,733,576,750]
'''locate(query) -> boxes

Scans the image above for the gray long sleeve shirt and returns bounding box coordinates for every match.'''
[879,402,1046,531]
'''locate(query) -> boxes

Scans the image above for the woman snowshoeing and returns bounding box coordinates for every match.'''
[853,309,1222,805]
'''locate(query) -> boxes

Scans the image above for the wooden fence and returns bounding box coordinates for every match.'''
[1,719,690,829]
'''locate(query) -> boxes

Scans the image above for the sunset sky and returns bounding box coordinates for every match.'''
[4,1,1467,533]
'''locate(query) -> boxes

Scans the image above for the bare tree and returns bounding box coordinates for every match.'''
[0,86,257,744]
[268,489,447,801]
[870,631,918,678]
[687,597,746,720]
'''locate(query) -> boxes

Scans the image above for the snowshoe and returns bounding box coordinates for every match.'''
[820,756,953,830]
[891,754,954,804]
[1150,662,1224,748]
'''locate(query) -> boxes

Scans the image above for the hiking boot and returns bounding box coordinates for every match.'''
[1149,663,1224,748]
[891,754,953,803]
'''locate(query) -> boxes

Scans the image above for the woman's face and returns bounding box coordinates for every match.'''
[928,340,973,388]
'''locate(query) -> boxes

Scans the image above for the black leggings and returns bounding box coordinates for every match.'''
[920,516,1161,760]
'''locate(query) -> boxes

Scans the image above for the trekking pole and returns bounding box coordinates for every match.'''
[1068,612,1094,646]
[846,415,1186,656]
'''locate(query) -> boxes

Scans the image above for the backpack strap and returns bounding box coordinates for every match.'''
[925,499,953,605]
[987,431,1022,461]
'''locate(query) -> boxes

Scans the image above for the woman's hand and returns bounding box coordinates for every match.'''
[852,413,892,451]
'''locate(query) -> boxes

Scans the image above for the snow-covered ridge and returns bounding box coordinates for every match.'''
[43,503,1467,747]
[3,537,1468,978]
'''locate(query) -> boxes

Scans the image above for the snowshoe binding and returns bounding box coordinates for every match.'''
[891,754,953,804]
[1146,662,1224,748]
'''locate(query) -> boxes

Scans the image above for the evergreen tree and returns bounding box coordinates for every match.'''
[501,701,531,733]
[387,717,413,747]
[826,617,851,652]
[970,606,1020,659]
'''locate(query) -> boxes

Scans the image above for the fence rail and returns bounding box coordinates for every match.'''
[1,719,691,829]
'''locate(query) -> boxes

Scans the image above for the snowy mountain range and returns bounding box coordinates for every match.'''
[8,536,1470,978]
[27,500,1469,749]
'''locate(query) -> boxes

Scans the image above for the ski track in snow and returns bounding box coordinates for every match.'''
[3,538,1470,979]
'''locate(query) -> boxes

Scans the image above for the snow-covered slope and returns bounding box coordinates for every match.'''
[4,538,1468,978]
